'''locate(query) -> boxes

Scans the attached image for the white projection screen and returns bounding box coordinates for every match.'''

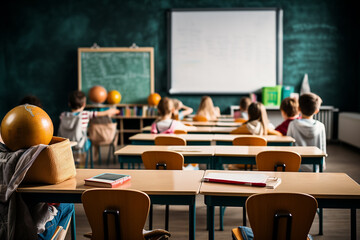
[168,9,283,94]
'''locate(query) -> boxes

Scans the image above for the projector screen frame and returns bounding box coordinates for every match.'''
[167,8,283,95]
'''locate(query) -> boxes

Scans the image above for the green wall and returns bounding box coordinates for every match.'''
[1,0,359,129]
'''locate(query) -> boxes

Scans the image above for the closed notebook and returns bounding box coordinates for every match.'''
[85,173,131,188]
[203,172,281,189]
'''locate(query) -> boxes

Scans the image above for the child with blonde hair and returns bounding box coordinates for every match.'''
[231,102,281,135]
[172,98,193,120]
[151,97,187,133]
[195,96,220,121]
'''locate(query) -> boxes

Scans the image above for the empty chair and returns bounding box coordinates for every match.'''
[229,136,267,171]
[154,135,186,146]
[142,150,184,170]
[174,129,188,134]
[82,189,170,240]
[256,150,301,172]
[232,136,267,146]
[192,115,208,122]
[234,118,247,123]
[142,150,184,231]
[232,192,317,240]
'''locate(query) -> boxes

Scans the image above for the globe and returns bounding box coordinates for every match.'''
[1,104,54,151]
[89,85,108,103]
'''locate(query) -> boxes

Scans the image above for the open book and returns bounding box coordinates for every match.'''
[203,173,281,189]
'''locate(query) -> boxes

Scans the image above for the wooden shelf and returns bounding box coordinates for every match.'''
[86,104,157,146]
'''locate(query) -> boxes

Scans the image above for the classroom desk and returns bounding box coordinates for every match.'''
[115,145,216,169]
[184,116,235,122]
[212,134,295,146]
[201,170,360,240]
[142,126,237,134]
[181,121,241,127]
[130,133,214,145]
[130,133,295,146]
[214,146,327,172]
[17,169,205,240]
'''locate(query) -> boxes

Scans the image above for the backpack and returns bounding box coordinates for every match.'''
[151,120,175,134]
[58,113,87,150]
[88,116,117,145]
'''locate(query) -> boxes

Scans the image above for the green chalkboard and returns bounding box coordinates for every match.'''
[78,47,154,104]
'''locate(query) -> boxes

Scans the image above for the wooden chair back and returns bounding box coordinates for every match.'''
[174,129,188,134]
[81,189,150,240]
[234,118,247,123]
[154,135,186,146]
[232,136,267,146]
[142,150,184,170]
[247,192,317,240]
[192,115,208,122]
[256,150,301,172]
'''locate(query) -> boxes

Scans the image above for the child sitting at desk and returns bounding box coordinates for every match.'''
[195,96,220,121]
[172,98,193,120]
[287,93,326,153]
[233,96,251,120]
[231,102,281,135]
[275,97,300,135]
[58,90,119,152]
[151,97,187,133]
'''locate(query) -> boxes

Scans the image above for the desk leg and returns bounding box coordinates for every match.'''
[219,206,224,231]
[189,204,196,240]
[71,210,76,240]
[318,208,323,235]
[351,208,356,240]
[118,156,124,169]
[208,206,215,240]
[243,207,246,226]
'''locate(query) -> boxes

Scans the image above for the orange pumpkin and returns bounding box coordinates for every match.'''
[107,90,121,104]
[147,93,161,106]
[1,104,54,151]
[89,85,107,103]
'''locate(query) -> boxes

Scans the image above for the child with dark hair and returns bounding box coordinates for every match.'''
[20,95,43,108]
[231,102,281,135]
[287,93,326,153]
[234,97,251,120]
[275,97,300,135]
[58,90,119,152]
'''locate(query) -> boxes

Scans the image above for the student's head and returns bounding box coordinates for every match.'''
[280,97,299,118]
[247,102,269,133]
[68,90,86,110]
[299,93,322,117]
[239,97,251,111]
[172,98,182,111]
[197,96,214,113]
[19,95,43,108]
[157,97,174,117]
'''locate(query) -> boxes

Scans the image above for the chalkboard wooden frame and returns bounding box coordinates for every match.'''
[78,47,154,104]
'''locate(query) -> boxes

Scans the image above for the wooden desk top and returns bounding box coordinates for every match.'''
[115,145,216,157]
[129,133,214,142]
[142,126,237,133]
[200,170,360,199]
[18,169,205,196]
[130,133,295,144]
[212,134,295,143]
[181,121,241,127]
[214,146,327,157]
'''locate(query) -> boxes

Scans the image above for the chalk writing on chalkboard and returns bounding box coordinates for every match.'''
[78,47,154,104]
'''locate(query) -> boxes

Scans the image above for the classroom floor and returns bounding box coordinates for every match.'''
[66,142,360,240]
